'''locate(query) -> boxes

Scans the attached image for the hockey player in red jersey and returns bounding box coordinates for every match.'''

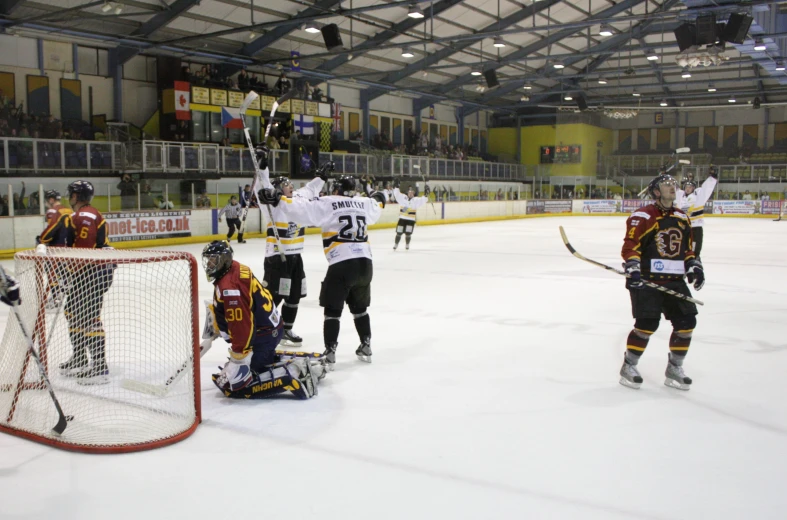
[619,173,705,391]
[58,180,115,384]
[37,190,71,246]
[202,240,324,399]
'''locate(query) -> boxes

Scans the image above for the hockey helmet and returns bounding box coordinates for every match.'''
[647,174,677,199]
[67,180,94,203]
[271,176,293,189]
[683,180,697,192]
[44,189,61,201]
[202,240,234,282]
[333,175,357,197]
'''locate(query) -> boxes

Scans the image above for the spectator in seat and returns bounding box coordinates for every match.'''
[117,174,136,210]
[157,195,175,210]
[196,189,212,208]
[140,183,154,209]
[275,73,291,95]
[12,182,26,215]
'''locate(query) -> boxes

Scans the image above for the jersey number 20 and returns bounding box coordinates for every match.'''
[338,215,367,241]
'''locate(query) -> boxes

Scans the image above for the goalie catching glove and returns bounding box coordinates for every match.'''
[254,144,269,170]
[0,273,20,306]
[371,191,386,208]
[216,350,253,392]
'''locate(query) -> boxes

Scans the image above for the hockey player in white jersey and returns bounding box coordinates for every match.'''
[259,172,386,365]
[392,181,429,250]
[255,144,326,348]
[676,165,718,257]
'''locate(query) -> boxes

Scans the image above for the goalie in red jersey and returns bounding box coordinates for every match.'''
[202,240,325,399]
[619,173,705,391]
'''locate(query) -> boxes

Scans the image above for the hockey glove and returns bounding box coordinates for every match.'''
[0,274,21,306]
[255,144,269,170]
[218,351,253,392]
[258,188,282,207]
[623,260,643,289]
[708,166,718,179]
[686,259,705,290]
[371,191,386,208]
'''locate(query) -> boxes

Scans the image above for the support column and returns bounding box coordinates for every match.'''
[360,90,370,145]
[109,49,123,121]
[72,43,79,79]
[37,39,44,75]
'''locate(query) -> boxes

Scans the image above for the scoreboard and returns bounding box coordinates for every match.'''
[540,144,581,164]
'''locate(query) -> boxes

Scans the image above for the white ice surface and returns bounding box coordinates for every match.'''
[1,216,786,520]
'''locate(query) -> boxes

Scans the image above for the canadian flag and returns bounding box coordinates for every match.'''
[174,81,191,120]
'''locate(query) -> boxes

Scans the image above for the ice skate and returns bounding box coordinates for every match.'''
[59,350,88,376]
[393,243,398,251]
[664,357,692,391]
[280,329,303,347]
[75,362,110,386]
[619,357,642,389]
[322,343,337,369]
[356,339,372,363]
[405,243,409,250]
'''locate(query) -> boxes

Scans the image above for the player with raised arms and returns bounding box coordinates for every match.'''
[619,173,705,391]
[392,181,428,250]
[258,163,387,365]
[202,240,324,399]
[676,165,718,258]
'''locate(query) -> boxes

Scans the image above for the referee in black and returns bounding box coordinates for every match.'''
[218,195,244,243]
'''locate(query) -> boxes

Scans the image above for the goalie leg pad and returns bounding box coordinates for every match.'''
[214,359,316,399]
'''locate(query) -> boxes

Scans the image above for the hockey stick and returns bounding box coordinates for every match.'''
[558,226,704,306]
[0,265,68,434]
[636,148,691,198]
[420,174,437,215]
[775,201,785,221]
[239,90,293,262]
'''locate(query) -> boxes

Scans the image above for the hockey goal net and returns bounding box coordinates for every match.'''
[0,248,200,453]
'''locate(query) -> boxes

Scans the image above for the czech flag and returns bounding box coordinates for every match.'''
[221,106,244,129]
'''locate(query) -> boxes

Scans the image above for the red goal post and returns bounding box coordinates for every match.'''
[0,247,201,453]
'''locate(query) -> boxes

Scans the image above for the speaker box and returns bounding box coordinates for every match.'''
[753,96,761,109]
[321,23,344,51]
[695,14,717,45]
[483,69,499,88]
[674,23,697,52]
[576,95,588,111]
[722,13,753,44]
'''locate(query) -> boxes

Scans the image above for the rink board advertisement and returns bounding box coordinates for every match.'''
[106,210,192,242]
[526,200,572,214]
[760,200,783,215]
[582,200,620,213]
[712,201,756,215]
[622,199,650,212]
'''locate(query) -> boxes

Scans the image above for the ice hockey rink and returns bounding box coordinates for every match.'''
[1,215,785,520]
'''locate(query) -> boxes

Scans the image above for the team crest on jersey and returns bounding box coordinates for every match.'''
[655,227,683,258]
[287,222,298,236]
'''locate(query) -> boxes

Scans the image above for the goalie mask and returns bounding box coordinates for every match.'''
[202,240,234,282]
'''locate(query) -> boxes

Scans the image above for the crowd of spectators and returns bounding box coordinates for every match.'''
[370,128,481,160]
[0,94,93,140]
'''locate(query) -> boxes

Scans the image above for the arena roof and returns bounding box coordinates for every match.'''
[2,0,786,116]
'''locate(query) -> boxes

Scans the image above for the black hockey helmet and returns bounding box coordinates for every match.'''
[271,176,293,189]
[333,175,356,197]
[647,174,677,199]
[67,180,94,203]
[44,189,61,201]
[683,180,697,191]
[202,240,234,282]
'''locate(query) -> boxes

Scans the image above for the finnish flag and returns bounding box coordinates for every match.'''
[294,115,315,136]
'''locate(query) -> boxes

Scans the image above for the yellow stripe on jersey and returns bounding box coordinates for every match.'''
[323,242,342,254]
[322,231,338,238]
[266,237,305,245]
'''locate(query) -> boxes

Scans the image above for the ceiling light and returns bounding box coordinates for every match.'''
[728,98,736,103]
[408,4,425,19]
[347,54,353,60]
[598,24,613,37]
[553,61,564,69]
[422,71,428,77]
[660,99,668,107]
[493,37,506,48]
[564,94,573,101]
[248,31,256,40]
[471,70,482,76]
[632,90,641,97]
[114,4,122,14]
[303,22,321,33]
[776,60,786,71]
[646,50,659,61]
[520,95,530,102]
[754,38,766,51]
[401,48,414,58]
[101,2,112,13]
[681,69,691,78]
[523,82,532,89]
[597,77,607,84]
[707,83,716,92]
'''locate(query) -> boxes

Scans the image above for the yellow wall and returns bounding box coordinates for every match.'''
[488,128,517,158]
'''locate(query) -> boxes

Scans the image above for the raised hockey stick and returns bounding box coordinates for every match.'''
[636,148,691,198]
[239,90,293,262]
[558,226,704,306]
[0,265,68,434]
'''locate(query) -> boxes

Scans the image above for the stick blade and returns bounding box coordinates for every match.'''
[239,91,259,114]
[558,226,575,253]
[675,147,690,154]
[121,378,169,397]
[52,413,67,435]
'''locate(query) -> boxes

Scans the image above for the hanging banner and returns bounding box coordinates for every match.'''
[174,81,190,120]
[192,86,210,104]
[210,89,227,106]
[26,75,50,116]
[290,50,301,72]
[59,78,82,121]
[278,99,291,113]
[0,72,16,106]
[228,91,245,108]
[290,99,304,114]
[248,94,261,110]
